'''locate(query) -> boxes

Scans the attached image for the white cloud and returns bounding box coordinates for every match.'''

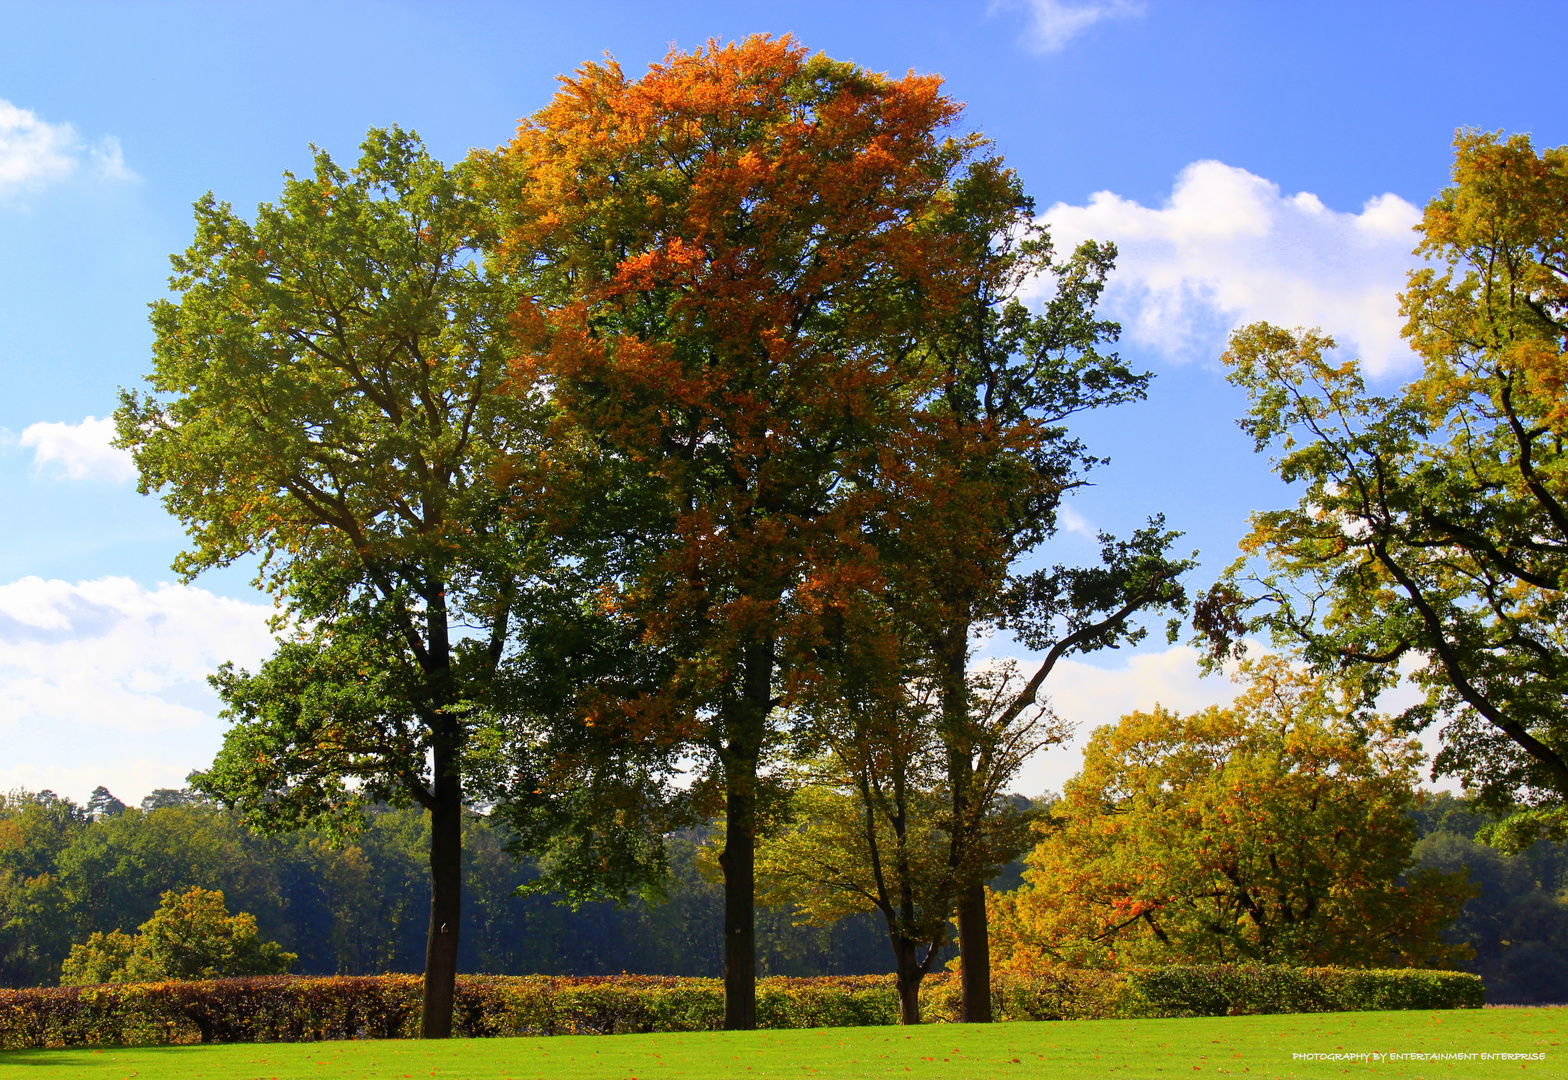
[1057,504,1097,540]
[0,577,275,805]
[1002,641,1457,799]
[0,100,76,189]
[88,135,134,182]
[995,0,1144,52]
[18,416,137,482]
[1040,160,1424,373]
[0,99,135,198]
[1006,643,1242,797]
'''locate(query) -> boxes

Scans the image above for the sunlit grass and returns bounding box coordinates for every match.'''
[0,1008,1560,1079]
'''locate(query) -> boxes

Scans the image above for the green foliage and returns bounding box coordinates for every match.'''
[0,792,894,989]
[60,888,294,986]
[1409,792,1568,1003]
[53,933,133,988]
[1203,131,1568,848]
[0,967,1481,1048]
[0,791,89,989]
[756,782,959,935]
[84,789,126,820]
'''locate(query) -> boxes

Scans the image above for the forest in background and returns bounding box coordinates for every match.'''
[1,786,1562,1003]
[0,786,894,989]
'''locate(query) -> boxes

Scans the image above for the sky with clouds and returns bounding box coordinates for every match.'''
[0,0,1564,804]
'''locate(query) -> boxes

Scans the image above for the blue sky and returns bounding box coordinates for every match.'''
[2,0,1564,803]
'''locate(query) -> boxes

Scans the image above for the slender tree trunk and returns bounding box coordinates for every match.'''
[937,626,993,1023]
[421,731,463,1038]
[717,633,772,1031]
[419,584,464,1039]
[956,883,992,1023]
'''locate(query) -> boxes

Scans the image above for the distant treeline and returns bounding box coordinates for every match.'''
[1411,794,1568,1003]
[0,787,893,990]
[3,786,1562,1001]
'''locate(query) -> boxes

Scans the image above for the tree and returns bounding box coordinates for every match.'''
[1410,794,1568,1003]
[140,788,204,812]
[757,649,1060,1023]
[755,785,953,1024]
[0,790,87,987]
[866,158,1189,1019]
[53,800,282,952]
[85,787,127,820]
[487,35,971,1029]
[990,658,1472,970]
[60,886,294,985]
[115,128,534,1036]
[1201,131,1568,852]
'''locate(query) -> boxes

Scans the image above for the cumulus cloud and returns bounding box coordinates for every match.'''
[994,0,1144,52]
[0,99,135,199]
[0,577,275,804]
[0,576,274,731]
[1006,644,1243,797]
[1002,641,1456,799]
[87,135,133,182]
[1040,161,1424,373]
[18,416,137,482]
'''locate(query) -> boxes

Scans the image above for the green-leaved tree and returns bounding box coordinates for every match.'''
[115,128,538,1037]
[1202,131,1568,852]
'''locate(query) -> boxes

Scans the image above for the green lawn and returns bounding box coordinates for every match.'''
[0,1009,1560,1080]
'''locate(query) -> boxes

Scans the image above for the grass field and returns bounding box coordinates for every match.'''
[0,1009,1560,1080]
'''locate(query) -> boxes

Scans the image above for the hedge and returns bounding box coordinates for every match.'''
[0,967,1482,1049]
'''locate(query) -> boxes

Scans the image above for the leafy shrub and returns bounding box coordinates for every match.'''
[1113,965,1485,1017]
[0,967,1481,1049]
[59,888,295,985]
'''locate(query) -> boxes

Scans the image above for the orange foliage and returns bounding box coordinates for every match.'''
[487,34,973,725]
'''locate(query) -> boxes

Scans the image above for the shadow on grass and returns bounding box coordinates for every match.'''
[0,1045,214,1069]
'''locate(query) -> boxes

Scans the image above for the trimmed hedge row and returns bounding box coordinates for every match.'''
[0,967,1482,1049]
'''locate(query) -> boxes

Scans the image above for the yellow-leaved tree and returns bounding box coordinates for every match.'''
[990,658,1472,971]
[60,887,294,985]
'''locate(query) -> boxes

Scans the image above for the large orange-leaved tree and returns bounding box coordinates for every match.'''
[483,36,970,1028]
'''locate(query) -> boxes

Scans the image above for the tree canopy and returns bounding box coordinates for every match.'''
[991,658,1472,970]
[60,887,295,986]
[1202,131,1568,851]
[115,127,537,1036]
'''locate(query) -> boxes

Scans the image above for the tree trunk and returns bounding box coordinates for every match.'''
[717,633,771,1031]
[937,627,992,1023]
[421,735,463,1039]
[719,767,757,1030]
[956,883,992,1023]
[892,939,923,1025]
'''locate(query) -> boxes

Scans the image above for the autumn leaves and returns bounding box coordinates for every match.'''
[120,34,1187,1037]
